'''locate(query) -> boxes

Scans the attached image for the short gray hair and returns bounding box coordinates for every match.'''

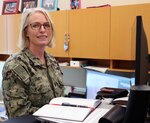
[18,7,55,50]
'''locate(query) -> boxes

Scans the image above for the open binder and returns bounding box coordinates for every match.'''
[33,97,101,122]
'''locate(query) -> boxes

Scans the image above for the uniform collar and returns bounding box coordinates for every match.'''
[23,48,53,67]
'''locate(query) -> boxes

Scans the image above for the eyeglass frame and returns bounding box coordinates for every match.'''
[28,22,52,30]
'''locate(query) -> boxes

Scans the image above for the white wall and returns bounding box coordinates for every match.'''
[0,0,150,14]
[81,0,150,8]
[58,0,150,10]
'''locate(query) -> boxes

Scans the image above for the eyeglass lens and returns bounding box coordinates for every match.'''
[30,22,51,30]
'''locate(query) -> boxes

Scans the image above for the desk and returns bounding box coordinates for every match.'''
[1,101,113,123]
[1,106,150,123]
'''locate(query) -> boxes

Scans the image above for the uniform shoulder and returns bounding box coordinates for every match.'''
[46,53,55,59]
[2,52,30,81]
[3,52,25,71]
[46,53,57,62]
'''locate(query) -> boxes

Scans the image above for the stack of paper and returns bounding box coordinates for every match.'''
[84,66,108,73]
[33,97,101,122]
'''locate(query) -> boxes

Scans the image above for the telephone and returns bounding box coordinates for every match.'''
[96,87,128,100]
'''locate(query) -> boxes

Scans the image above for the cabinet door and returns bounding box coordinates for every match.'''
[110,4,150,60]
[0,15,7,54]
[6,14,21,54]
[46,10,69,57]
[68,7,110,59]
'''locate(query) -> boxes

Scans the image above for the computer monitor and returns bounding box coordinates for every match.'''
[86,70,134,99]
[123,16,150,123]
[134,16,149,86]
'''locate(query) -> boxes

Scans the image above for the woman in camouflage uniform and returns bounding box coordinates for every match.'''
[2,8,64,118]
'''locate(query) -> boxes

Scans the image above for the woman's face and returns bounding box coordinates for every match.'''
[26,12,52,49]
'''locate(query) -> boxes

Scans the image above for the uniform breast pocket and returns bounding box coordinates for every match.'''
[29,74,55,107]
[29,74,51,94]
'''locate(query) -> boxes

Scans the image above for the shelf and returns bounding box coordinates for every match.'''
[56,57,136,73]
[108,68,134,73]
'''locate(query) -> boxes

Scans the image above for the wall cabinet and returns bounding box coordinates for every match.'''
[46,10,69,57]
[0,3,150,71]
[0,15,7,54]
[3,7,111,59]
[68,7,110,59]
[110,4,150,60]
[46,7,111,59]
[6,14,21,54]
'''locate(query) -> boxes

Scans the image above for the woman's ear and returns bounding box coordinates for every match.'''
[24,28,29,38]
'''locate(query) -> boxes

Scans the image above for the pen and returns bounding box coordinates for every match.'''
[61,103,89,108]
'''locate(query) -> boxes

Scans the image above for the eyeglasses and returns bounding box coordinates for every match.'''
[29,22,51,30]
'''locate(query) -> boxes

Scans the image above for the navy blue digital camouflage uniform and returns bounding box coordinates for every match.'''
[2,48,64,118]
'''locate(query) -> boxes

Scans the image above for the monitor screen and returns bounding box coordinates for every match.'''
[86,70,134,99]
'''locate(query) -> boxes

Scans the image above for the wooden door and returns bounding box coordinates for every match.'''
[6,14,21,54]
[110,3,150,60]
[46,10,69,57]
[68,7,110,59]
[0,15,7,54]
